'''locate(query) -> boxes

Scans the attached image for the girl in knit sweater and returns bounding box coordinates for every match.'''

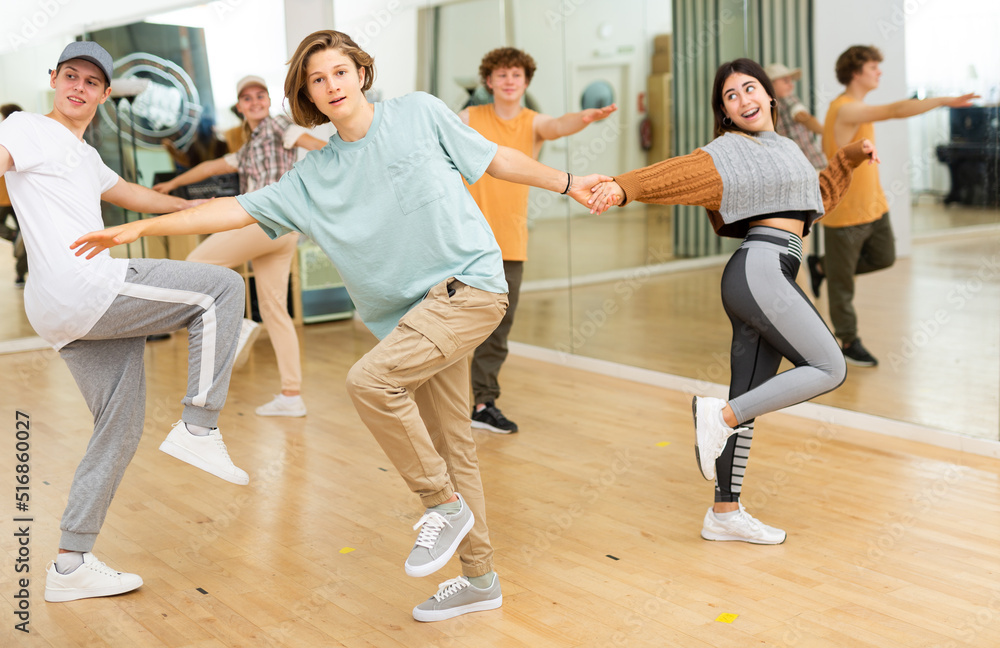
[590,58,878,544]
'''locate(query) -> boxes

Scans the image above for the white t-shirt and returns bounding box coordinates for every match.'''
[0,112,128,349]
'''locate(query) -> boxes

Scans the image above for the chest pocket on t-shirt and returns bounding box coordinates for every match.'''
[387,148,447,214]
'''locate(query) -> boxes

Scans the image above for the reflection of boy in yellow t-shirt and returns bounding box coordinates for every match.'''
[459,47,616,433]
[815,45,976,368]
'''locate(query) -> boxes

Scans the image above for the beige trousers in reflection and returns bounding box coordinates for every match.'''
[187,224,302,392]
[346,279,507,577]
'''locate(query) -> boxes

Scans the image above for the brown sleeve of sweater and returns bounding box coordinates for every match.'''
[613,149,723,210]
[818,140,869,214]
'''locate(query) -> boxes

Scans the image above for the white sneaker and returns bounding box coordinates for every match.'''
[44,552,143,602]
[701,504,786,544]
[692,396,747,481]
[233,319,261,370]
[255,394,307,417]
[159,421,249,485]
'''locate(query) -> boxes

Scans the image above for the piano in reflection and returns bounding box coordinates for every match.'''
[935,105,999,207]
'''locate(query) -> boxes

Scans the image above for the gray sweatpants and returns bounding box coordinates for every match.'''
[57,258,245,551]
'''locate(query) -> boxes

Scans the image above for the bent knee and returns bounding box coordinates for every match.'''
[345,360,384,401]
[825,354,848,390]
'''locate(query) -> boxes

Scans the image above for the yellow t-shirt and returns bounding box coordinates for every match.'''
[466,104,537,261]
[821,95,888,228]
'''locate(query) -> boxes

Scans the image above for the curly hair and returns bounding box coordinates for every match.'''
[284,30,376,128]
[835,45,882,86]
[478,47,537,94]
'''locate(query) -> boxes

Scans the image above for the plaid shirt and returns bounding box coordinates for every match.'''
[776,95,826,170]
[234,115,299,193]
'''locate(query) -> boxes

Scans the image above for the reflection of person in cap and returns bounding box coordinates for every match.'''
[764,63,826,171]
[154,74,327,418]
[0,40,251,603]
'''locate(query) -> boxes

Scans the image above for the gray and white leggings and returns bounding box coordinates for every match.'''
[715,226,846,502]
[57,258,245,551]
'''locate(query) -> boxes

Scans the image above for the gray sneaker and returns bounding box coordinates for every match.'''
[404,493,475,577]
[413,574,503,622]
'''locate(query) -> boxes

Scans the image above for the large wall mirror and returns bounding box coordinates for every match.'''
[414,0,1000,443]
[0,0,997,443]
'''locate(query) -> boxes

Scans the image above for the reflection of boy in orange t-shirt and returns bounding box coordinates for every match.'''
[459,47,616,433]
[814,45,976,368]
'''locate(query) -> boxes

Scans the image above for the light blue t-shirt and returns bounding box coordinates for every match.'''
[236,92,506,339]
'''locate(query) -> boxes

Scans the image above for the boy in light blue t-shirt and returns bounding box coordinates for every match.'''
[74,30,612,622]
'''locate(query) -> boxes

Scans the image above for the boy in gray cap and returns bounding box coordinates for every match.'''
[0,41,252,602]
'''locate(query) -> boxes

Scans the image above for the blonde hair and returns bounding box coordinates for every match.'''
[284,30,376,127]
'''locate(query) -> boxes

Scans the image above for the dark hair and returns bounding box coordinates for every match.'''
[0,103,23,119]
[835,45,883,85]
[478,47,537,94]
[285,30,376,128]
[711,58,778,137]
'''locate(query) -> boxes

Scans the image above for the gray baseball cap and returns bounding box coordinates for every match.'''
[55,41,113,85]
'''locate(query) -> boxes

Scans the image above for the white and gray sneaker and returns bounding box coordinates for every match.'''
[413,574,503,622]
[255,394,307,417]
[44,552,143,602]
[160,421,249,485]
[701,504,786,545]
[404,494,474,578]
[692,396,747,481]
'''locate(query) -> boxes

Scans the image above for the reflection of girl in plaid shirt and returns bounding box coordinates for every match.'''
[776,95,827,170]
[231,115,300,193]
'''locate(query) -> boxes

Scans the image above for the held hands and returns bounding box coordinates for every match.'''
[566,174,616,213]
[70,222,143,260]
[859,138,880,165]
[582,104,618,124]
[587,180,625,215]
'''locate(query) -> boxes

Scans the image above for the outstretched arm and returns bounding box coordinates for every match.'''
[484,145,613,210]
[534,104,618,141]
[589,150,723,215]
[71,197,256,259]
[837,93,979,127]
[152,156,237,194]
[102,178,201,214]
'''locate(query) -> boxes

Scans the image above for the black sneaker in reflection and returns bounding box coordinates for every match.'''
[843,338,878,367]
[471,402,518,433]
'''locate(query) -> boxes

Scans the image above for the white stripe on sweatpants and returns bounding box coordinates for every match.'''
[118,282,218,407]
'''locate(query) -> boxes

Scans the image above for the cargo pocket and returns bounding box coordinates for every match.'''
[404,307,461,359]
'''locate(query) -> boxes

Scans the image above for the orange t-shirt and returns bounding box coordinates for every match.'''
[0,176,10,207]
[821,95,888,228]
[465,104,537,261]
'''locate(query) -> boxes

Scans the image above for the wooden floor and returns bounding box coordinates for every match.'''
[2,320,1000,647]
